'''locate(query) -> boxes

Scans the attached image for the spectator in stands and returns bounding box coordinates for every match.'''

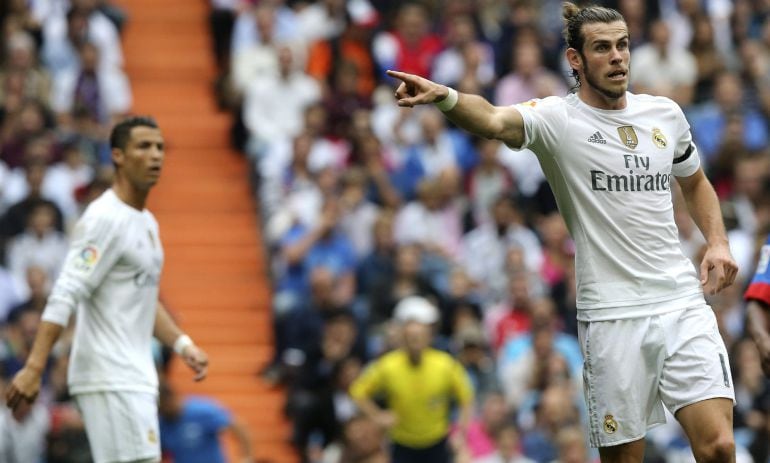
[355,211,396,308]
[6,201,68,287]
[0,160,65,246]
[0,264,22,321]
[371,3,442,79]
[269,266,354,385]
[520,384,581,463]
[230,1,281,96]
[243,43,321,160]
[453,323,497,403]
[457,390,509,460]
[51,41,131,140]
[465,139,515,226]
[393,109,475,200]
[688,14,726,105]
[367,244,441,327]
[552,426,593,463]
[306,5,378,99]
[485,271,540,353]
[339,167,380,260]
[231,0,299,58]
[323,60,372,140]
[158,381,254,463]
[285,311,363,460]
[42,3,123,80]
[394,175,464,271]
[0,31,50,104]
[0,98,53,169]
[273,197,357,319]
[431,14,495,93]
[630,18,697,107]
[321,414,389,463]
[460,194,543,303]
[473,423,535,463]
[350,296,474,463]
[689,71,769,164]
[494,39,567,107]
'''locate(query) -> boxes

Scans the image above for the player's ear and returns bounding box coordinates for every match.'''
[566,48,582,74]
[111,148,124,167]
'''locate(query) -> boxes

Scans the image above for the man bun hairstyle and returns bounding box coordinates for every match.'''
[110,116,159,151]
[562,2,625,85]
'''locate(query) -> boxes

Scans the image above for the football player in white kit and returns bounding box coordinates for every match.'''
[387,3,739,463]
[5,117,209,463]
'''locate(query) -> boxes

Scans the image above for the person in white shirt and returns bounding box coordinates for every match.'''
[5,116,209,463]
[386,3,738,463]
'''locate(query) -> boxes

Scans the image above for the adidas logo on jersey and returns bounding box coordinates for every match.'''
[588,132,607,144]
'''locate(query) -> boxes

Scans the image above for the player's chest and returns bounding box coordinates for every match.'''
[118,223,164,273]
[562,118,676,174]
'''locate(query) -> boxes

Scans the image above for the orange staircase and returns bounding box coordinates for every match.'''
[114,1,297,461]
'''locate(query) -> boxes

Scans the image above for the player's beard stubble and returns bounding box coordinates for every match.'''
[581,53,628,100]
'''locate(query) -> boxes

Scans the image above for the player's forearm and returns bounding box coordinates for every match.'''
[24,321,65,373]
[747,300,770,345]
[679,171,729,246]
[353,396,384,420]
[456,402,473,436]
[443,92,517,142]
[229,419,254,459]
[153,302,185,348]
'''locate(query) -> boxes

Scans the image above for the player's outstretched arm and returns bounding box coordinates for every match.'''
[154,302,208,381]
[676,168,738,294]
[747,300,770,376]
[5,321,64,416]
[386,70,525,148]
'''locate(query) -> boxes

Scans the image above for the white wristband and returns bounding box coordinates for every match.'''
[173,334,194,355]
[435,87,459,112]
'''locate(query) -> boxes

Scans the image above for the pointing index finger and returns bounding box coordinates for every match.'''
[386,69,413,83]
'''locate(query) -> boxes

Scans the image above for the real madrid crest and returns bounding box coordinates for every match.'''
[652,128,667,149]
[604,415,618,434]
[617,126,638,149]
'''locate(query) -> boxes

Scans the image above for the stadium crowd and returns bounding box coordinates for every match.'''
[1,0,770,462]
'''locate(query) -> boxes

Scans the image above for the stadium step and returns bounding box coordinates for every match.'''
[115,0,297,461]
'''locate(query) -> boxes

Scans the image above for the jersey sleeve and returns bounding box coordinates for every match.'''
[451,359,474,406]
[41,213,124,326]
[671,103,701,178]
[745,237,770,305]
[349,359,385,401]
[509,96,569,154]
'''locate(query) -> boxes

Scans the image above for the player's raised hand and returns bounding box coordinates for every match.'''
[699,242,738,295]
[181,345,209,381]
[386,70,449,108]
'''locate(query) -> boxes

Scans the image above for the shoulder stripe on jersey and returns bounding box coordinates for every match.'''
[674,143,694,164]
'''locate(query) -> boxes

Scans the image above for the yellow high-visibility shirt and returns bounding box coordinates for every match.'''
[349,348,474,448]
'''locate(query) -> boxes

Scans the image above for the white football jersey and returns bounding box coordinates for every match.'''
[516,92,704,321]
[42,189,163,395]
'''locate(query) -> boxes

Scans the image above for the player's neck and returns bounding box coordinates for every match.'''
[112,178,149,211]
[578,86,627,110]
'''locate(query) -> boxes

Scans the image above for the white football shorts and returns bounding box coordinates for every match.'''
[578,305,735,448]
[75,391,161,463]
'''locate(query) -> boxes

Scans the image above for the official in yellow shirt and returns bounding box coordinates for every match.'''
[350,296,474,463]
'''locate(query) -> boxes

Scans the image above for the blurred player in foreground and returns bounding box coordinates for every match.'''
[5,116,209,463]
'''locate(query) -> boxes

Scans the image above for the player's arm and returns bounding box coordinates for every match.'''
[349,361,396,429]
[676,167,738,294]
[5,321,64,415]
[6,214,118,414]
[226,416,254,463]
[386,70,525,148]
[154,302,208,381]
[746,299,770,376]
